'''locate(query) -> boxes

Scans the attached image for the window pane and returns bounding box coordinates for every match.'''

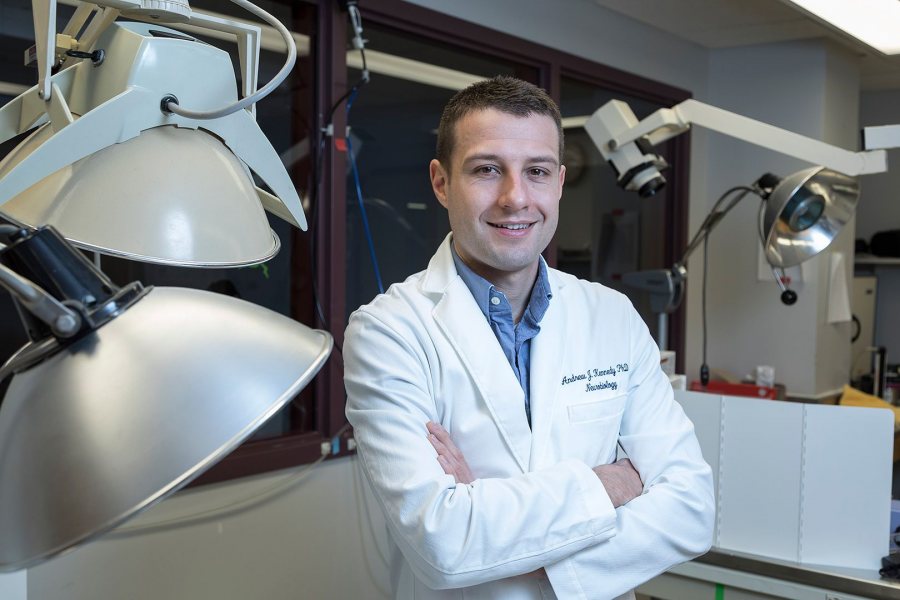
[343,24,538,316]
[557,77,675,340]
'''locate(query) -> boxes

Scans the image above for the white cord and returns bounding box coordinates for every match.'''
[348,4,365,50]
[347,3,369,82]
[164,0,297,120]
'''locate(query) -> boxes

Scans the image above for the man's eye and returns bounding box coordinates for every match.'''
[476,166,499,175]
[529,168,549,177]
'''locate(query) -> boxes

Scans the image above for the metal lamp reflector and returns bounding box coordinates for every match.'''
[763,166,859,268]
[0,227,331,571]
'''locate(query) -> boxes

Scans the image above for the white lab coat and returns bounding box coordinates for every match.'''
[344,235,714,600]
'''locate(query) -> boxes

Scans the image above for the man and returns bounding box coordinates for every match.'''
[344,76,714,600]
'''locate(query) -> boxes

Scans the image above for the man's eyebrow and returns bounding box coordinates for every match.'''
[462,153,559,166]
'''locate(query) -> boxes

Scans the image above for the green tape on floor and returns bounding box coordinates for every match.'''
[715,583,725,600]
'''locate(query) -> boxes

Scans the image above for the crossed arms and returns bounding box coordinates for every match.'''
[427,420,646,583]
[426,421,643,507]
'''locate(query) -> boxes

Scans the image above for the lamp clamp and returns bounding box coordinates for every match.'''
[0,263,82,338]
[0,226,149,364]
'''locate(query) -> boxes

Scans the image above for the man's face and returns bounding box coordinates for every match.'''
[429,108,565,283]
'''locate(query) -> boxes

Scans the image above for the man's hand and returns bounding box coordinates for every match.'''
[593,459,643,508]
[426,421,474,484]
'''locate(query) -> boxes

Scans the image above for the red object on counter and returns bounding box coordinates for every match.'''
[689,380,777,399]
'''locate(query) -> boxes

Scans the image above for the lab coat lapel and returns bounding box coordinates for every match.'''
[424,237,532,473]
[528,268,567,470]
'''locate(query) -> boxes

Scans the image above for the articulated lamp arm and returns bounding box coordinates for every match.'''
[584,98,890,197]
[612,99,887,176]
[29,0,287,120]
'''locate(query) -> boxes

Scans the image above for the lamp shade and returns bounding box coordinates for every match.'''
[0,286,331,571]
[0,124,280,267]
[762,166,859,268]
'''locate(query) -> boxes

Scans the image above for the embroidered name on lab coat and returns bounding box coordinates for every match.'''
[561,364,628,392]
[585,380,617,392]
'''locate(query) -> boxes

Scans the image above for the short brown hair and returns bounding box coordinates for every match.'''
[435,76,564,166]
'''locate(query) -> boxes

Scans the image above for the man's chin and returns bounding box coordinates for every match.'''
[485,255,542,275]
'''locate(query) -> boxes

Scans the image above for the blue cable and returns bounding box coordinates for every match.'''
[345,88,385,294]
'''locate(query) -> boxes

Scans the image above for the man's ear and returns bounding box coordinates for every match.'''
[558,164,567,196]
[430,159,450,209]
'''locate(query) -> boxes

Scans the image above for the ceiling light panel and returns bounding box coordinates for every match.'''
[784,0,900,54]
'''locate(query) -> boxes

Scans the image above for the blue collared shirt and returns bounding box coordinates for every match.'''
[451,242,552,426]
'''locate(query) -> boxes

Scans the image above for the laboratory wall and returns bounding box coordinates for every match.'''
[0,572,25,600]
[858,90,900,244]
[28,456,393,600]
[859,90,900,361]
[405,0,709,95]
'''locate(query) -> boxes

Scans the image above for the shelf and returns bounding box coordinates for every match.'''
[855,254,900,267]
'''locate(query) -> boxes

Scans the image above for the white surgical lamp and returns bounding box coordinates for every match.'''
[0,0,306,267]
[583,98,895,351]
[585,99,888,195]
[0,223,332,571]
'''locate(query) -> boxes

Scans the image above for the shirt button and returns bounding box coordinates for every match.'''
[490,296,500,306]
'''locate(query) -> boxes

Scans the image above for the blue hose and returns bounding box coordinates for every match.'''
[345,89,385,294]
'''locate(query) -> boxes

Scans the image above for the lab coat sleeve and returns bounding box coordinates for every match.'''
[546,304,715,599]
[344,309,618,590]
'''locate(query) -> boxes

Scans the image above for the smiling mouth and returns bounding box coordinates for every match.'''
[490,223,533,230]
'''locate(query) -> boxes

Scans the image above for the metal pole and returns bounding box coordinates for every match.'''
[658,312,668,352]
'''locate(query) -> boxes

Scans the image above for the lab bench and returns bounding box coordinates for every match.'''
[638,549,900,600]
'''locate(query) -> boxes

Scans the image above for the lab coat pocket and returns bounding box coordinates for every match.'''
[567,393,626,424]
[559,393,626,466]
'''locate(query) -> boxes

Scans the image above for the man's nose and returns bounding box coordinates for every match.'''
[498,173,528,210]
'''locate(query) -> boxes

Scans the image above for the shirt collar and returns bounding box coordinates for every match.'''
[450,237,552,323]
[450,241,494,319]
[523,258,552,327]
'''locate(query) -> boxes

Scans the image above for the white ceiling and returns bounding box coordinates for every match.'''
[591,0,900,91]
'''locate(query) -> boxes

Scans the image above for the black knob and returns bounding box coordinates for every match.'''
[781,289,798,305]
